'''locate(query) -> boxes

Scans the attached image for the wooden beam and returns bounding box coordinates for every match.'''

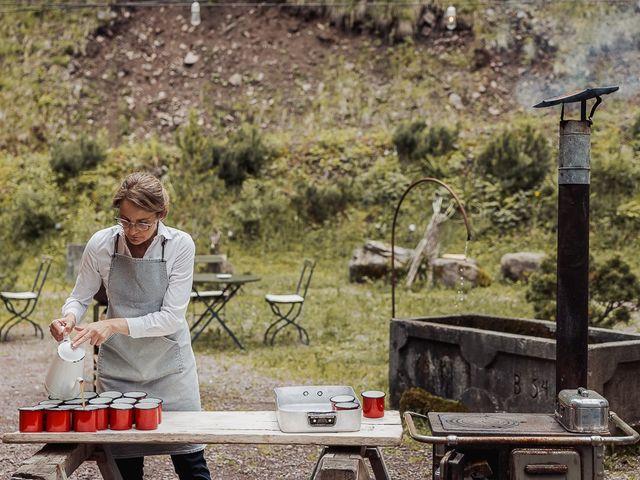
[313,452,372,480]
[10,443,93,480]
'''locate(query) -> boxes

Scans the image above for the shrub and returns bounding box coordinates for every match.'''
[228,179,294,240]
[525,255,557,321]
[294,178,354,224]
[175,110,210,172]
[211,124,272,187]
[392,121,458,176]
[469,178,556,234]
[13,186,57,240]
[526,254,639,327]
[49,137,106,182]
[590,255,640,327]
[476,125,550,194]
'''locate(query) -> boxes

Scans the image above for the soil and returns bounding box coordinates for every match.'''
[71,4,483,143]
[0,332,432,479]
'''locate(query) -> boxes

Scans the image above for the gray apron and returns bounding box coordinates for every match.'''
[97,234,204,458]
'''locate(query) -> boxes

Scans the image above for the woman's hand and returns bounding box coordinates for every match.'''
[49,314,76,341]
[72,318,129,348]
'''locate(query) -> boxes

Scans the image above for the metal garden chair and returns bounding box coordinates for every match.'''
[264,259,315,346]
[0,256,52,341]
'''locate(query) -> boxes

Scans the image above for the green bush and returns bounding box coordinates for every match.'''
[592,149,640,221]
[525,255,557,321]
[590,255,640,327]
[469,178,556,234]
[13,186,57,240]
[359,159,410,206]
[476,125,551,194]
[228,179,295,241]
[631,113,640,148]
[211,124,272,187]
[49,137,106,182]
[392,121,458,176]
[175,111,210,173]
[294,179,354,224]
[526,254,639,327]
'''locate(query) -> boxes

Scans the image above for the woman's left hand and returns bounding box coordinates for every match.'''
[72,319,128,348]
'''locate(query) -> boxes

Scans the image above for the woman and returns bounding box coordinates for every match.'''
[49,172,211,480]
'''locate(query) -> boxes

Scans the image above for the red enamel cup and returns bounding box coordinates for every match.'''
[45,407,72,432]
[123,391,147,400]
[109,404,134,430]
[361,390,385,418]
[94,404,110,430]
[73,406,98,432]
[334,401,360,411]
[99,391,123,400]
[113,397,137,405]
[19,406,45,432]
[38,399,63,407]
[134,403,159,430]
[89,397,112,406]
[330,395,356,410]
[138,398,163,423]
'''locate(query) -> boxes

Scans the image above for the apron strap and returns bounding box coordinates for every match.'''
[113,233,119,258]
[113,232,167,260]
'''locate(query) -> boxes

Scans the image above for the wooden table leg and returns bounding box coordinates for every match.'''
[10,443,93,480]
[311,446,373,480]
[365,447,392,480]
[89,445,123,480]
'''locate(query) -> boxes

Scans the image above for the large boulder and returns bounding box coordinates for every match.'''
[433,255,491,288]
[349,240,413,283]
[501,252,546,282]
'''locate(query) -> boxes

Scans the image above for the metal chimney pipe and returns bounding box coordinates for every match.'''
[556,120,591,392]
[534,86,618,394]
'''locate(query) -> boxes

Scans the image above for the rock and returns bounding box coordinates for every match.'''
[500,252,546,282]
[488,107,501,116]
[473,47,491,70]
[422,9,436,27]
[183,51,199,66]
[349,240,413,283]
[433,256,491,288]
[228,73,243,86]
[448,93,464,110]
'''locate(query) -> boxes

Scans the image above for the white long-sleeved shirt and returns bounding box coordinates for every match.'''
[62,222,195,339]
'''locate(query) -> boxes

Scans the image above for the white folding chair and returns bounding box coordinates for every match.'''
[264,259,315,346]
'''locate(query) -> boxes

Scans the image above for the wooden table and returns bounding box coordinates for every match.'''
[4,411,402,480]
[190,273,260,348]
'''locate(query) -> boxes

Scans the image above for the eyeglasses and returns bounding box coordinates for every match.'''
[115,217,156,232]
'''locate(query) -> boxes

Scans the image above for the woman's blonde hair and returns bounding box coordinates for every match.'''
[112,172,169,217]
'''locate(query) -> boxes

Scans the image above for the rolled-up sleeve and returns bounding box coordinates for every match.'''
[126,235,195,338]
[62,234,103,324]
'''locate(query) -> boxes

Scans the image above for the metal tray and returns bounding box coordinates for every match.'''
[275,385,362,433]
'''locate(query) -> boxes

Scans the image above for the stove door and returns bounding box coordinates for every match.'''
[510,449,581,480]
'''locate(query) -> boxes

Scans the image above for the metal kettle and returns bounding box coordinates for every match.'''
[44,338,86,400]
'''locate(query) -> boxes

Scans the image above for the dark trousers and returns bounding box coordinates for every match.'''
[115,450,211,480]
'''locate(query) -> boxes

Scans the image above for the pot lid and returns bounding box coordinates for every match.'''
[57,340,85,362]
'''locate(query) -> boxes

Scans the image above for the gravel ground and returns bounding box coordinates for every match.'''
[0,333,432,479]
[3,332,638,479]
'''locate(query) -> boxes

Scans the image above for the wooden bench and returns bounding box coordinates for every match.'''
[3,410,402,480]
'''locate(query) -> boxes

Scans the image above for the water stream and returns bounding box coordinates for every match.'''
[455,240,469,309]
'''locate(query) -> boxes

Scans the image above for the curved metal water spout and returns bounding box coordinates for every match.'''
[391,177,473,319]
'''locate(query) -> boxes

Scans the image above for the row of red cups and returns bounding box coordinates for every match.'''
[19,398,162,432]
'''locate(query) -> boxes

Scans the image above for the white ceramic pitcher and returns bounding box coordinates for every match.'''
[44,338,85,400]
